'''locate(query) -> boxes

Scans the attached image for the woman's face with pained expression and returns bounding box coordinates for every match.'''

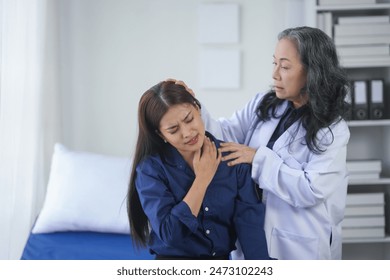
[159,103,205,158]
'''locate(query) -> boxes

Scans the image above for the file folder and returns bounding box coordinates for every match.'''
[369,80,385,120]
[352,81,368,120]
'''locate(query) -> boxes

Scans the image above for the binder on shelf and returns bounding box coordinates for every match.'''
[317,12,333,38]
[369,80,385,120]
[352,81,368,120]
[324,12,332,39]
[317,13,325,32]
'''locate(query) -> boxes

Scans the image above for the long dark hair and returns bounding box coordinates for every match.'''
[257,26,350,153]
[127,81,201,247]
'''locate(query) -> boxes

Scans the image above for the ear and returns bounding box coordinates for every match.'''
[155,130,167,143]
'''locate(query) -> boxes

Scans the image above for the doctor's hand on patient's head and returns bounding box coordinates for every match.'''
[219,142,256,166]
[165,78,195,97]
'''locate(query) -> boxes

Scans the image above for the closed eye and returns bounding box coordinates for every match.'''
[166,126,178,134]
[184,111,193,123]
[185,116,194,123]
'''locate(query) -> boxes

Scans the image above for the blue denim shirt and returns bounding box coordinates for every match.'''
[135,132,269,259]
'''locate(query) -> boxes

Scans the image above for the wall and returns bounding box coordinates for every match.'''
[58,0,308,157]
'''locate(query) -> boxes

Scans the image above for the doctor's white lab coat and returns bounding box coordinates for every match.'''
[202,92,350,260]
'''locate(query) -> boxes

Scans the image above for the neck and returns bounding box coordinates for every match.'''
[292,94,308,108]
[180,151,196,170]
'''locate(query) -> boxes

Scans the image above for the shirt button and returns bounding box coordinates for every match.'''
[205,207,209,212]
[206,229,210,235]
[212,252,216,256]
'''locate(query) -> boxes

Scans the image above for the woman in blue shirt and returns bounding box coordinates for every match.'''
[127,81,270,260]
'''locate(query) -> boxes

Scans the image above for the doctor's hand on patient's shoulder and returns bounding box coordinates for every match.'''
[219,142,256,166]
[165,78,195,97]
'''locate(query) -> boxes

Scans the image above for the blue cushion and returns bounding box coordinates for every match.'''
[21,231,153,260]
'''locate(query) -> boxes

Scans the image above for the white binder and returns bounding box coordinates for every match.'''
[369,80,384,119]
[352,81,368,120]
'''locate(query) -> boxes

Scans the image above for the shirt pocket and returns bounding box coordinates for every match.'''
[270,228,319,260]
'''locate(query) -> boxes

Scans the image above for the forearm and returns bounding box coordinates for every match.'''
[183,176,211,217]
[184,136,221,216]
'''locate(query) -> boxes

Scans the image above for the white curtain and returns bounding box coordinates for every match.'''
[0,0,61,259]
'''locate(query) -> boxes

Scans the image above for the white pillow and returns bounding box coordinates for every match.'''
[32,143,131,234]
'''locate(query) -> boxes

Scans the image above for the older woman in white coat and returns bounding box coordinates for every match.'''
[174,26,350,259]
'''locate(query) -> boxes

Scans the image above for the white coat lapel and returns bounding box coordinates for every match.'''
[273,120,307,152]
[249,101,289,147]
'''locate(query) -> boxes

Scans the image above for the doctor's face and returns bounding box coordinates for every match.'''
[159,103,205,157]
[272,38,307,108]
